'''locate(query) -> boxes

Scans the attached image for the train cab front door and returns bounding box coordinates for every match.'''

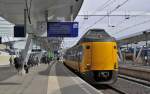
[83,42,92,71]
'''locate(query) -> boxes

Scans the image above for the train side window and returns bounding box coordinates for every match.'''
[86,46,90,49]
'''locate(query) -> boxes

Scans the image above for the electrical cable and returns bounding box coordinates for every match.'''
[25,0,32,24]
[78,0,116,30]
[104,12,150,39]
[92,0,112,14]
[92,0,128,29]
[112,19,150,35]
[82,0,129,32]
[25,0,29,22]
[28,0,33,23]
[96,0,116,12]
[112,11,148,28]
[28,0,32,24]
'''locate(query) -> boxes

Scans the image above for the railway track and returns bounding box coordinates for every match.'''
[65,64,150,94]
[64,64,125,94]
[118,74,150,87]
[119,65,150,82]
[98,74,150,94]
[94,84,126,94]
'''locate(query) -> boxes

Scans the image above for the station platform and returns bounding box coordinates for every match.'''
[119,61,150,82]
[119,61,150,71]
[0,61,102,94]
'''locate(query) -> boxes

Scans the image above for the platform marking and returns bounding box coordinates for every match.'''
[47,62,61,94]
[61,64,103,94]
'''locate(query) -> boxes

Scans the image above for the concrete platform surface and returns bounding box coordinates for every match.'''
[0,62,103,94]
[119,63,150,72]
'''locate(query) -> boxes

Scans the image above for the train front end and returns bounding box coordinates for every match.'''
[81,29,118,84]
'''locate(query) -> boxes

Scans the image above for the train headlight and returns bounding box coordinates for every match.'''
[114,63,117,69]
[86,64,91,69]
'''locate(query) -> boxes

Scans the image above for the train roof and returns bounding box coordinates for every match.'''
[66,28,115,51]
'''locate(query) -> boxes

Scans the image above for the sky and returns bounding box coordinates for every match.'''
[1,0,150,49]
[63,0,150,48]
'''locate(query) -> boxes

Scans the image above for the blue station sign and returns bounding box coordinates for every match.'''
[47,22,78,37]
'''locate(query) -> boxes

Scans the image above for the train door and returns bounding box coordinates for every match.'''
[74,48,79,71]
[83,42,92,71]
[76,46,83,72]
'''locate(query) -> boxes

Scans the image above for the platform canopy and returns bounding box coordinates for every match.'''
[0,0,83,25]
[0,0,83,51]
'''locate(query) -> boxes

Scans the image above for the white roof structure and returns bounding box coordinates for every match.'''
[0,17,26,43]
[0,17,14,37]
[0,17,15,42]
[63,0,150,48]
[1,0,150,49]
[0,0,83,50]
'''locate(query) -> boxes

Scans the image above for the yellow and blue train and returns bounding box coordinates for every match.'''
[64,29,118,84]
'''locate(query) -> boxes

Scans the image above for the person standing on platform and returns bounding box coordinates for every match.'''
[24,64,29,73]
[36,57,39,66]
[14,56,22,75]
[9,55,14,70]
[14,56,19,74]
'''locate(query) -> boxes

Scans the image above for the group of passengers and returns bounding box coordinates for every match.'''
[9,55,23,74]
[27,57,39,67]
[9,55,40,74]
[9,54,53,75]
[41,55,52,64]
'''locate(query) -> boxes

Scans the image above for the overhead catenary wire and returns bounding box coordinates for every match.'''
[82,0,129,32]
[111,11,149,28]
[112,19,150,36]
[107,11,149,35]
[96,0,117,12]
[92,0,113,14]
[78,0,116,30]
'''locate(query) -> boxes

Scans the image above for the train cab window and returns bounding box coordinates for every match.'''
[78,46,83,62]
[81,29,115,42]
[86,29,110,39]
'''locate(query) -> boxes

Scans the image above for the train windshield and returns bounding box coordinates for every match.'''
[82,29,114,42]
[86,30,110,38]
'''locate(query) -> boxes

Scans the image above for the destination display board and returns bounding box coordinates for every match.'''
[47,22,78,37]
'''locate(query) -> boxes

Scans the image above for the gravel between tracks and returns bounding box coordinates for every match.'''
[99,77,150,94]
